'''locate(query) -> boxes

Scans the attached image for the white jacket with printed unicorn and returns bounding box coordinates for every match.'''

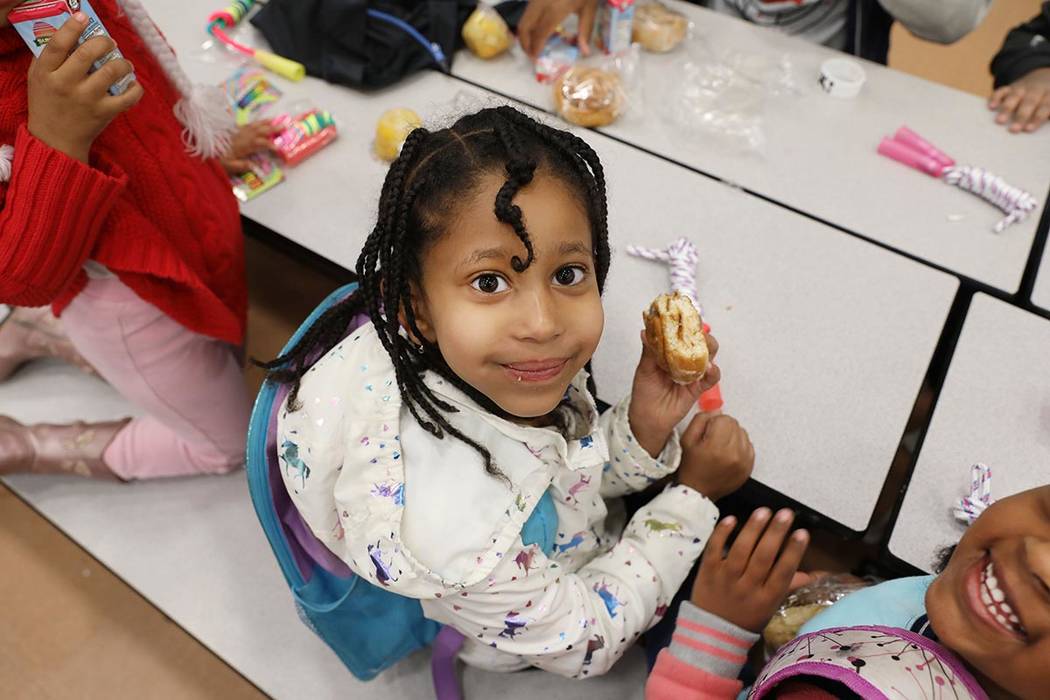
[278,323,720,678]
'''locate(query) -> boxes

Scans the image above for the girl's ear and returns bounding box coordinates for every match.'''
[400,282,437,344]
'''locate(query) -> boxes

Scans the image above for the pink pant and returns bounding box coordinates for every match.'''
[61,276,249,480]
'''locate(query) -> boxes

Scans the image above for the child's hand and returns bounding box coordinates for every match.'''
[989,68,1050,134]
[691,508,809,633]
[628,330,720,458]
[518,0,600,58]
[26,13,143,164]
[221,120,282,174]
[676,412,752,500]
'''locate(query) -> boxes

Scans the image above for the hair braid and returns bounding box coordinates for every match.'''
[383,152,507,478]
[491,117,538,273]
[495,109,611,290]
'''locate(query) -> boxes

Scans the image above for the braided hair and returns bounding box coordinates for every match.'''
[260,106,611,477]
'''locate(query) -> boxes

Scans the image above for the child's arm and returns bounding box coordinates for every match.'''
[0,125,126,305]
[426,484,720,679]
[646,603,757,700]
[646,509,809,700]
[599,333,720,498]
[421,429,750,679]
[219,120,282,174]
[0,14,140,305]
[988,6,1050,133]
[876,0,990,45]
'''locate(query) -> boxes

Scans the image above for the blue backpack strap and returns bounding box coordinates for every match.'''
[520,488,558,557]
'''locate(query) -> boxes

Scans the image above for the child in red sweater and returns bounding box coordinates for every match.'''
[0,0,268,479]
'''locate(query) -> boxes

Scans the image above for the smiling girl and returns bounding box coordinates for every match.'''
[263,105,756,677]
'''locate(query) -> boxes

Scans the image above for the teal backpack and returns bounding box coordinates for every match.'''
[245,283,558,698]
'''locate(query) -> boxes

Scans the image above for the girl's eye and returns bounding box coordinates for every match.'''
[471,274,509,294]
[553,266,586,286]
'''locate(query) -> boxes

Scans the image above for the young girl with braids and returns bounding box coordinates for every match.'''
[267,106,755,678]
[0,0,275,479]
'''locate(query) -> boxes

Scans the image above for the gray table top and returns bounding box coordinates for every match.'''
[586,131,957,532]
[452,1,1050,294]
[889,293,1050,572]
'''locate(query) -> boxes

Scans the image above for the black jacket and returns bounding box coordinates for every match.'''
[990,1,1050,88]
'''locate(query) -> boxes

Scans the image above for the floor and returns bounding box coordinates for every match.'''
[0,2,1042,697]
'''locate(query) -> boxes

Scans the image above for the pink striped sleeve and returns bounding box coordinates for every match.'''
[645,601,759,700]
[646,649,743,700]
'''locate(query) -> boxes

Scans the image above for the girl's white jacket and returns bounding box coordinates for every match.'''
[278,323,719,678]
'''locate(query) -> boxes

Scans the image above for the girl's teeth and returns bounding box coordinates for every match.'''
[980,560,1026,636]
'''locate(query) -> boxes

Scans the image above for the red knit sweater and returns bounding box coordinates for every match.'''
[0,0,246,345]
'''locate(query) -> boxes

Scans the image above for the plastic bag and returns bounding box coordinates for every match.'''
[656,38,802,153]
[762,574,871,653]
[462,5,512,60]
[552,44,641,127]
[223,65,283,126]
[721,50,802,97]
[535,34,580,84]
[632,0,689,53]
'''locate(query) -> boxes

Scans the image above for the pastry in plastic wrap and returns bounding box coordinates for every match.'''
[642,292,709,384]
[553,66,625,127]
[375,108,422,161]
[633,1,688,53]
[462,6,512,60]
[763,574,870,652]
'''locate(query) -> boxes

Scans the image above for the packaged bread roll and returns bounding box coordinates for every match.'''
[553,66,626,127]
[632,1,688,53]
[763,574,870,653]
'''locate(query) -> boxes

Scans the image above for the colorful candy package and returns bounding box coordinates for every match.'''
[223,65,283,126]
[270,108,338,166]
[230,152,285,202]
